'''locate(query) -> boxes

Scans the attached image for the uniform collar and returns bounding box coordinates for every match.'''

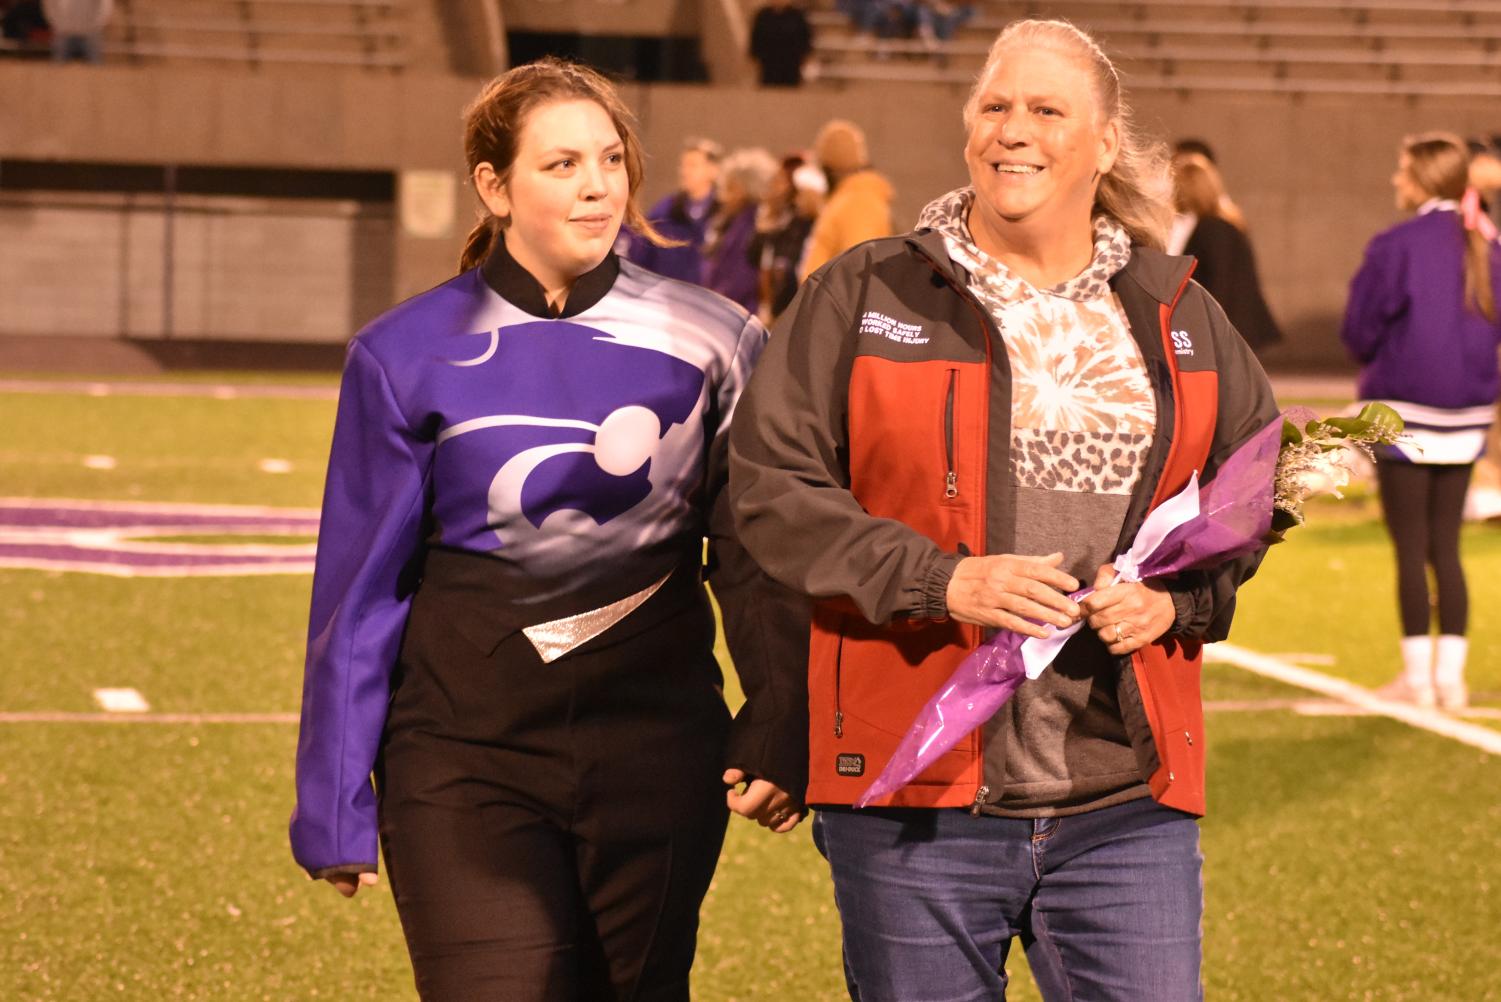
[480,233,619,319]
[1418,197,1460,215]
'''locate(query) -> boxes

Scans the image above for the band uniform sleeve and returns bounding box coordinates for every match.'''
[705,313,811,801]
[729,266,956,626]
[290,339,431,877]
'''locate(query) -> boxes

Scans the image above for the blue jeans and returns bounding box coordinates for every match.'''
[813,796,1204,1002]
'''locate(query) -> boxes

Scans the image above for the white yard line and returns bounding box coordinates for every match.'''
[0,711,297,724]
[7,645,1498,738]
[93,688,150,713]
[1267,652,1338,666]
[1204,699,1309,712]
[1207,696,1501,720]
[1206,641,1501,755]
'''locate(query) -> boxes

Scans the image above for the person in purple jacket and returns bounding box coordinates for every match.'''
[622,137,722,285]
[1342,131,1501,711]
[289,58,807,1002]
[702,146,777,315]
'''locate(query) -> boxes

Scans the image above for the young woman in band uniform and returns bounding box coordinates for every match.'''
[290,59,807,1002]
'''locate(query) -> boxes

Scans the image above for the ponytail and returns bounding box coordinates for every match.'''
[459,217,499,273]
[1402,133,1498,322]
[1463,224,1497,323]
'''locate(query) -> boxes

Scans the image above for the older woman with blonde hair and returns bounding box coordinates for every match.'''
[731,18,1277,1001]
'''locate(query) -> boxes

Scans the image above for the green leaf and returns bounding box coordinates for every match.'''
[1320,416,1369,436]
[1355,402,1404,438]
[1281,419,1304,447]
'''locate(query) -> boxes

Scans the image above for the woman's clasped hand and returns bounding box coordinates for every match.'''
[945,551,1175,654]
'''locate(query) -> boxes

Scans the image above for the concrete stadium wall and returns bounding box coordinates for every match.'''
[3,61,1498,368]
[0,192,393,341]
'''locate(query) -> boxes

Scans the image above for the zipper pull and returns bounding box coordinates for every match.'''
[969,784,991,816]
[834,711,844,739]
[945,471,958,499]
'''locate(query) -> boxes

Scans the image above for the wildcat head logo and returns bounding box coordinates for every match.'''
[438,321,705,537]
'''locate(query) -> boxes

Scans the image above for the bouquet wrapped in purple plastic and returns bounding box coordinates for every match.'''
[855,404,1403,808]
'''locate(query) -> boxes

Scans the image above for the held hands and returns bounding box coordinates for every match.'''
[944,552,1081,635]
[1079,564,1176,656]
[723,768,804,834]
[323,871,378,898]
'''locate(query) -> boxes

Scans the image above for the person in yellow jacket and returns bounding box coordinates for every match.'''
[799,119,895,278]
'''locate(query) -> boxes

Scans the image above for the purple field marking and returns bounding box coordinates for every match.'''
[0,498,321,576]
[3,508,319,531]
[0,378,338,400]
[0,543,314,567]
[0,497,320,516]
[0,558,314,577]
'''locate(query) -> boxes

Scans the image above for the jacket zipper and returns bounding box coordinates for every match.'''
[833,632,845,738]
[969,784,991,815]
[910,239,1006,801]
[943,368,959,499]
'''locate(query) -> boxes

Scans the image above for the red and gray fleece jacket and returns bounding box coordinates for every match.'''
[728,228,1279,816]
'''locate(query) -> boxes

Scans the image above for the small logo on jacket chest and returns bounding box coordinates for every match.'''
[860,311,929,345]
[835,753,866,777]
[1171,329,1195,356]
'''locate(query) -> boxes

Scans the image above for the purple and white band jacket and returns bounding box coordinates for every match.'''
[290,239,810,878]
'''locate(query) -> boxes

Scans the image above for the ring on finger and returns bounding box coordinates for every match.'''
[1113,621,1126,643]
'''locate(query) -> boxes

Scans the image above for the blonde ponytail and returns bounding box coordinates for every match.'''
[1402,132,1498,322]
[1463,225,1497,323]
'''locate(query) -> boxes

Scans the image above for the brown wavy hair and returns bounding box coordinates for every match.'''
[457,58,669,273]
[963,19,1172,249]
[1403,131,1496,322]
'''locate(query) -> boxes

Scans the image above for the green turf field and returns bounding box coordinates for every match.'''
[1,381,1497,1001]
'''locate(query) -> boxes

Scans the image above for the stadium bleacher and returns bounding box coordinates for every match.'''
[810,0,1501,96]
[105,0,411,70]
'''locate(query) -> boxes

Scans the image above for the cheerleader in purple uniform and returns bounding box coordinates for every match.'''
[289,59,807,1001]
[1343,132,1501,711]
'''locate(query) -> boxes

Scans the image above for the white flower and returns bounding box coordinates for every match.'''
[1274,440,1367,525]
[1292,443,1358,500]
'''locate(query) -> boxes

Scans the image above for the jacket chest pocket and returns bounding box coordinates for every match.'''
[847,355,983,551]
[941,367,960,502]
